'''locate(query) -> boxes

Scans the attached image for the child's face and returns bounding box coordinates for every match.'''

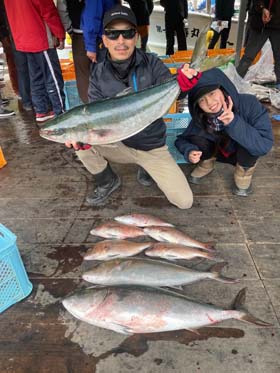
[198,88,225,114]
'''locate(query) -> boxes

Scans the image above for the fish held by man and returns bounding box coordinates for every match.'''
[90,222,145,239]
[82,258,238,287]
[84,240,152,261]
[143,226,215,252]
[145,242,217,261]
[114,213,174,227]
[62,286,272,335]
[39,77,180,145]
[190,22,235,72]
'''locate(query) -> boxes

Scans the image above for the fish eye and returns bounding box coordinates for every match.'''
[52,128,65,136]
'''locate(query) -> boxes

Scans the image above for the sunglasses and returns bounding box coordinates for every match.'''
[104,29,137,40]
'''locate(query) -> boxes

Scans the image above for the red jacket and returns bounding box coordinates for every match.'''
[4,0,65,52]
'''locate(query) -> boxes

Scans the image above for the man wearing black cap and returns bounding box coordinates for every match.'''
[66,4,195,208]
[175,66,273,196]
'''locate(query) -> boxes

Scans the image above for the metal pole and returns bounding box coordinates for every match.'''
[206,0,211,14]
[235,0,248,66]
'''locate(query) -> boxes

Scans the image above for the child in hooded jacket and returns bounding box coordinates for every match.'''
[175,66,273,196]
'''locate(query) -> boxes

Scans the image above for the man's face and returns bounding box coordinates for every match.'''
[197,88,225,114]
[102,21,138,61]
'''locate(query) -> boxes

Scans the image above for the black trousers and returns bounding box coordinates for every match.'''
[208,20,232,49]
[188,135,258,168]
[165,16,187,55]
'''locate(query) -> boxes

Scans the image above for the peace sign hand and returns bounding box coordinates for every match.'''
[217,96,234,126]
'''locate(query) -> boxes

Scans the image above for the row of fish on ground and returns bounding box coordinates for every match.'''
[62,213,272,335]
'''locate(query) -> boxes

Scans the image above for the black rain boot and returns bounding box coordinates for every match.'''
[137,166,154,187]
[86,164,121,206]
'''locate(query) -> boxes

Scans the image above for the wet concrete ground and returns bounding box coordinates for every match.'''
[0,84,280,373]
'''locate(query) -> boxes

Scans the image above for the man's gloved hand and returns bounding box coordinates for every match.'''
[65,141,91,150]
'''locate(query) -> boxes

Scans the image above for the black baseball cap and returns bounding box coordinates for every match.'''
[103,5,137,29]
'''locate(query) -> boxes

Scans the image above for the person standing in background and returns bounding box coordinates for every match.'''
[236,0,280,90]
[5,0,66,123]
[0,0,19,96]
[81,0,120,64]
[57,0,91,103]
[125,0,154,52]
[160,0,188,56]
[208,0,235,49]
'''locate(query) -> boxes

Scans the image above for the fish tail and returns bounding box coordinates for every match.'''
[211,262,239,284]
[232,288,273,327]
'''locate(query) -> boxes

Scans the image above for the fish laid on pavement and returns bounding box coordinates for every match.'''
[39,77,180,145]
[114,213,174,227]
[143,226,215,252]
[145,242,217,261]
[90,222,145,239]
[84,240,152,261]
[62,286,272,335]
[82,258,238,287]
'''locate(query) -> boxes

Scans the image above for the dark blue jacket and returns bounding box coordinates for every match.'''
[175,68,273,161]
[81,0,118,53]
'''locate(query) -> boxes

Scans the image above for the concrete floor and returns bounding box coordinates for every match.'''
[0,87,280,373]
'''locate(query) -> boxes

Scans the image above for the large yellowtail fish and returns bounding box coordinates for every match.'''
[82,258,238,287]
[39,77,180,145]
[62,286,272,335]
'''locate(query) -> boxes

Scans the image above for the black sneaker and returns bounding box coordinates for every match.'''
[137,167,154,187]
[1,98,10,106]
[0,108,15,118]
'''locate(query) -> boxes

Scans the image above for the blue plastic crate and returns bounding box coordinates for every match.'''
[164,113,191,164]
[64,80,83,110]
[0,224,33,313]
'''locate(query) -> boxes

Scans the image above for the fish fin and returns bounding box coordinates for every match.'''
[163,285,184,291]
[185,328,200,335]
[111,323,134,335]
[115,87,133,97]
[210,262,239,284]
[231,288,273,327]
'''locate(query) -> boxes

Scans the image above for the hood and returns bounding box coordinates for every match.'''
[188,68,240,118]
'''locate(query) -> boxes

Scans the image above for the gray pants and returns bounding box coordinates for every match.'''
[76,142,193,209]
[237,27,280,83]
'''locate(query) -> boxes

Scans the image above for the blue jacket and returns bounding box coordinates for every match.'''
[175,68,273,161]
[81,0,117,53]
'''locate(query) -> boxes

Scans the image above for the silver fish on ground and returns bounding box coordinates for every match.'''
[62,286,272,335]
[145,242,217,261]
[84,240,152,261]
[39,77,180,145]
[143,226,215,252]
[90,221,145,239]
[114,213,174,227]
[82,258,238,287]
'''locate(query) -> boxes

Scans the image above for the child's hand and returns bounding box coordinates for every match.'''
[180,63,199,79]
[189,150,202,164]
[218,96,234,125]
